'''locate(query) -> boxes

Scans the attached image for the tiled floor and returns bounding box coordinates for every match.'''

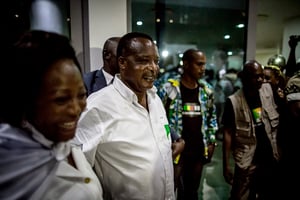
[198,140,234,200]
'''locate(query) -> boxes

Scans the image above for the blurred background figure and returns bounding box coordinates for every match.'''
[210,50,228,137]
[214,68,242,140]
[286,35,300,78]
[263,54,287,109]
[84,37,120,96]
[267,54,286,72]
[210,49,228,80]
[278,70,300,199]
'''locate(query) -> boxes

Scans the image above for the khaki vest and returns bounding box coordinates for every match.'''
[229,83,280,169]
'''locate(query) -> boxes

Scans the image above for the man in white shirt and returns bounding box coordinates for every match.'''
[75,32,175,200]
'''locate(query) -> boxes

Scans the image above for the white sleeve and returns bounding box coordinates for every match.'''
[74,107,103,166]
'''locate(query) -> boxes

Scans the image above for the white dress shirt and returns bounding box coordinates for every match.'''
[75,74,175,200]
[102,68,114,85]
[43,147,103,200]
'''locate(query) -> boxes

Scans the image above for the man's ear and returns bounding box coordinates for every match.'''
[118,56,126,70]
[103,50,111,60]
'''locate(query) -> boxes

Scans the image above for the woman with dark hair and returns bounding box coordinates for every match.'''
[0,30,102,200]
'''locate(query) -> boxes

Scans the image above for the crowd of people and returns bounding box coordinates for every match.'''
[0,28,299,200]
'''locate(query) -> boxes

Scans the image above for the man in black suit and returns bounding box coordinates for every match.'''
[84,37,120,96]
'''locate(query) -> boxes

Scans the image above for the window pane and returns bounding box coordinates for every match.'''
[131,0,248,74]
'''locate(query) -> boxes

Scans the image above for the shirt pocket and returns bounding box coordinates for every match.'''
[264,107,279,128]
[234,122,255,145]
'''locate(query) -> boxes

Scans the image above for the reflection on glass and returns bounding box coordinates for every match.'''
[131,0,247,77]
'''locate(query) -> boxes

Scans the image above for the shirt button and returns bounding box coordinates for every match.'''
[84,177,91,183]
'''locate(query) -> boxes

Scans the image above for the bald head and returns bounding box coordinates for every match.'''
[102,37,121,75]
[241,60,262,75]
[240,60,264,90]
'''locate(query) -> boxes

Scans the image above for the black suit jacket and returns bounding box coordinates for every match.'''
[83,69,107,96]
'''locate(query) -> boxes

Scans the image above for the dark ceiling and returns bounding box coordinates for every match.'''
[4,0,299,56]
[256,0,300,50]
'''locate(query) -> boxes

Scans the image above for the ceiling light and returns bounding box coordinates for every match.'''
[162,50,169,58]
[236,24,244,28]
[227,51,233,56]
[224,35,230,39]
[136,21,143,26]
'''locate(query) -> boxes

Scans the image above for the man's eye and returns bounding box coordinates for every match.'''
[54,97,68,104]
[256,74,264,79]
[135,58,148,62]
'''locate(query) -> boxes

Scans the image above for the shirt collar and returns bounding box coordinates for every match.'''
[102,68,114,85]
[22,120,71,161]
[113,74,157,104]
